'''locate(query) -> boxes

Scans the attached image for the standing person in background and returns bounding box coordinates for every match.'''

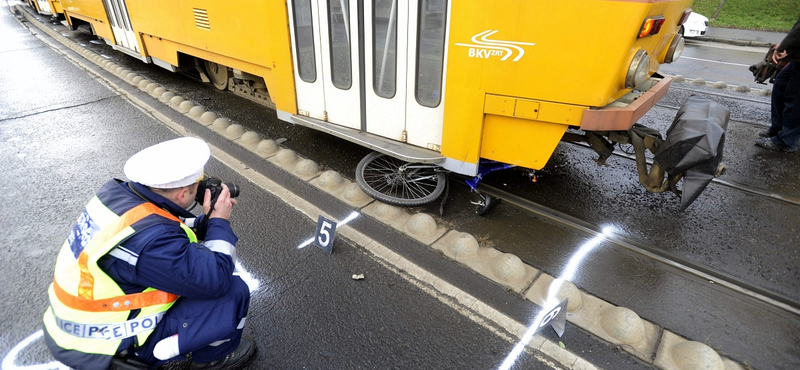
[756,18,800,152]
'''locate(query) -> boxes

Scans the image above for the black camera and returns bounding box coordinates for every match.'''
[195,177,240,205]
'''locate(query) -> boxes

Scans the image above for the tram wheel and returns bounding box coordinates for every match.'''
[356,152,447,207]
[203,60,230,90]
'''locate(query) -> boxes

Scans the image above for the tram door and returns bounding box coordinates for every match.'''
[289,0,449,150]
[102,0,140,53]
[35,0,52,14]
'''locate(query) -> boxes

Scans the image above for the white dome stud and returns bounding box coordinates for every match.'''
[671,341,725,370]
[599,306,645,345]
[240,131,261,147]
[294,159,320,179]
[256,139,278,157]
[177,100,195,114]
[342,183,368,202]
[225,124,245,140]
[169,96,185,108]
[317,170,344,189]
[188,106,206,119]
[374,203,403,220]
[159,91,176,103]
[152,87,167,98]
[145,83,159,94]
[199,111,219,126]
[490,253,526,284]
[274,148,298,165]
[212,118,232,133]
[546,279,584,312]
[447,232,479,259]
[405,213,437,237]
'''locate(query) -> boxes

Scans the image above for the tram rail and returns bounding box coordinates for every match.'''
[669,85,772,105]
[462,179,800,318]
[656,103,768,128]
[564,141,800,207]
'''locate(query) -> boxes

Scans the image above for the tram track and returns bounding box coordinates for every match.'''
[668,85,772,105]
[463,178,800,318]
[564,141,800,207]
[655,102,768,128]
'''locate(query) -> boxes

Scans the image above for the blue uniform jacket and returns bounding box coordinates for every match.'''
[45,180,244,370]
[97,181,239,299]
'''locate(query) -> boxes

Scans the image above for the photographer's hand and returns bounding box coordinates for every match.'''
[203,184,237,220]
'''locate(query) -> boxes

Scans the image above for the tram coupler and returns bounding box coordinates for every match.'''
[653,95,730,209]
[625,95,729,209]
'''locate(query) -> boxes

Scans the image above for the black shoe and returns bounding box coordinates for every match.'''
[755,137,798,152]
[190,335,256,370]
[758,130,773,138]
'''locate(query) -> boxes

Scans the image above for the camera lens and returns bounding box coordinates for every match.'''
[226,183,240,198]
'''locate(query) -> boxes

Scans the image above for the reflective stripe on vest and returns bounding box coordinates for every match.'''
[44,183,197,355]
[52,308,166,340]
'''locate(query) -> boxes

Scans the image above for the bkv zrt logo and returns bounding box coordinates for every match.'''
[456,30,535,62]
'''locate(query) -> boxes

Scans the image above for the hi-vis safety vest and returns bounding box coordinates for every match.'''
[43,181,197,356]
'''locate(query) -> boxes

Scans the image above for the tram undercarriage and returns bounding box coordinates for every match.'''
[355,95,730,214]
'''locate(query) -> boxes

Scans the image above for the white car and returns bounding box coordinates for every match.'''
[682,12,709,38]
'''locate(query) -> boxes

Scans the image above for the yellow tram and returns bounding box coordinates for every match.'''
[54,0,728,210]
[25,0,63,17]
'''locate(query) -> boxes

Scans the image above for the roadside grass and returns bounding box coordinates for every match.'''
[691,0,798,32]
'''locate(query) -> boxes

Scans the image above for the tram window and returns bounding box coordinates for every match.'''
[373,0,397,98]
[415,0,447,107]
[293,0,317,83]
[328,0,352,90]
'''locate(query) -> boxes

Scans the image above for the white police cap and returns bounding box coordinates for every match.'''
[124,137,210,189]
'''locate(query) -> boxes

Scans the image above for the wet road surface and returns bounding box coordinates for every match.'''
[4,3,800,369]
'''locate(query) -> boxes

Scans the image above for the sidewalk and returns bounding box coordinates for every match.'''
[699,27,787,47]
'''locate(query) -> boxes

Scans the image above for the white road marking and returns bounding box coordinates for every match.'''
[681,56,751,67]
[2,331,69,370]
[498,227,615,370]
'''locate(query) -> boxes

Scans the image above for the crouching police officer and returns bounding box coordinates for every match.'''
[42,137,255,370]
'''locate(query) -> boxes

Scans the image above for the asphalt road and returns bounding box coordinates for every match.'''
[659,39,770,89]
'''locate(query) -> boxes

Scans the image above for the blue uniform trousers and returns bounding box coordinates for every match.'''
[769,63,800,150]
[135,276,251,366]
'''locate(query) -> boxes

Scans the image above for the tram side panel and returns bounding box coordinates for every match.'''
[60,0,115,42]
[124,0,298,114]
[47,0,64,17]
[440,0,692,173]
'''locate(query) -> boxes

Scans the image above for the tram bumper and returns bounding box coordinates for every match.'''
[653,95,730,210]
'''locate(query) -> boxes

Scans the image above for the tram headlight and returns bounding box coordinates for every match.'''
[625,50,651,89]
[664,34,685,64]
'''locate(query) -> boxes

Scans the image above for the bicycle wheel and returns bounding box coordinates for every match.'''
[356,151,447,207]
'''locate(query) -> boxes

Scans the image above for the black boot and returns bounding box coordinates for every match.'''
[190,335,256,370]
